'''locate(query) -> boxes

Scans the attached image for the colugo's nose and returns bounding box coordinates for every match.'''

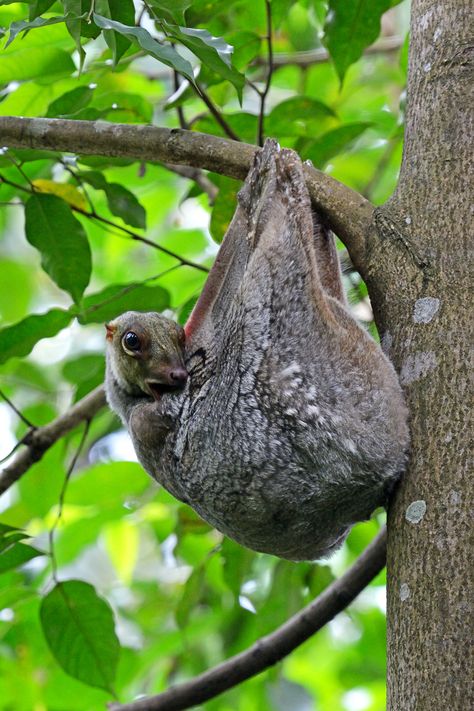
[169,367,188,385]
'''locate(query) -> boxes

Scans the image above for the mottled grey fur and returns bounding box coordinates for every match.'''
[106,141,409,561]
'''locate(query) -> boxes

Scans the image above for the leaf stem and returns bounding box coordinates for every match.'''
[257,0,273,147]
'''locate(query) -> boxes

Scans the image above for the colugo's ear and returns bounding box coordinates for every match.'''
[105,322,117,341]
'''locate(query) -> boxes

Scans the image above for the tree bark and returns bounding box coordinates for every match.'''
[369,1,472,708]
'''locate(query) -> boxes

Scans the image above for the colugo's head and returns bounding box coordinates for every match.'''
[105,311,188,400]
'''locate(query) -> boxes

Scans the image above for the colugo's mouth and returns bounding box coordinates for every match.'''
[145,379,187,401]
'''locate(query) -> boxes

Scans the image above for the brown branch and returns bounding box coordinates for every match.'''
[0,386,106,495]
[110,528,387,711]
[163,163,218,204]
[257,35,404,70]
[0,117,373,275]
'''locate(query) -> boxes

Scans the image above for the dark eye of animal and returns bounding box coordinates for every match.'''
[123,331,141,352]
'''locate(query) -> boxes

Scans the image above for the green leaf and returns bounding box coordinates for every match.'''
[165,24,245,102]
[210,176,240,243]
[0,309,73,365]
[24,194,92,304]
[95,0,135,64]
[63,0,83,62]
[0,46,75,83]
[29,0,56,21]
[79,171,146,228]
[300,122,371,167]
[62,353,105,400]
[46,86,94,118]
[225,30,261,71]
[0,541,44,574]
[175,567,205,628]
[147,0,192,24]
[6,15,69,47]
[324,0,394,83]
[78,283,170,324]
[266,97,336,138]
[92,14,196,84]
[40,580,120,693]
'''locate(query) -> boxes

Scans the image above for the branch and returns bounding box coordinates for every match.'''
[163,163,218,203]
[257,35,404,70]
[0,385,106,495]
[0,117,373,274]
[110,528,387,711]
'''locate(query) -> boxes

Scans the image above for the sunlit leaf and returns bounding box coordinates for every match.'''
[5,15,69,48]
[32,179,88,211]
[165,24,245,101]
[147,0,193,24]
[93,14,196,84]
[25,194,91,303]
[0,309,72,365]
[0,46,75,83]
[40,580,120,693]
[103,519,139,584]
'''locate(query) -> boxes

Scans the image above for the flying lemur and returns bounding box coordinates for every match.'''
[105,140,409,561]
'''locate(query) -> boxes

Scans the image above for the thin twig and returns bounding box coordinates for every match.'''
[48,420,91,580]
[0,388,36,428]
[110,528,387,711]
[173,71,189,130]
[2,151,35,188]
[164,163,218,203]
[255,35,404,70]
[0,174,209,273]
[257,0,273,147]
[0,386,106,495]
[194,82,241,142]
[86,210,209,272]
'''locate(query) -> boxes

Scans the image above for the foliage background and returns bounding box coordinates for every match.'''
[0,1,409,709]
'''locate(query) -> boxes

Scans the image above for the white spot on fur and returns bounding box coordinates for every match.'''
[413,297,440,324]
[307,405,320,416]
[433,27,442,42]
[405,216,412,225]
[306,386,317,400]
[400,583,410,601]
[405,500,426,524]
[400,352,437,385]
[344,439,357,454]
[285,408,297,416]
[423,62,432,73]
[280,363,301,377]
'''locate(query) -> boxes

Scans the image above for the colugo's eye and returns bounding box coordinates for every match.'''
[122,331,141,352]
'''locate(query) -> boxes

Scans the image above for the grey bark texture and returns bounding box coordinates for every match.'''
[367,1,472,708]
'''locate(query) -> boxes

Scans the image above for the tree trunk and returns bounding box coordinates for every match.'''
[368,1,472,708]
